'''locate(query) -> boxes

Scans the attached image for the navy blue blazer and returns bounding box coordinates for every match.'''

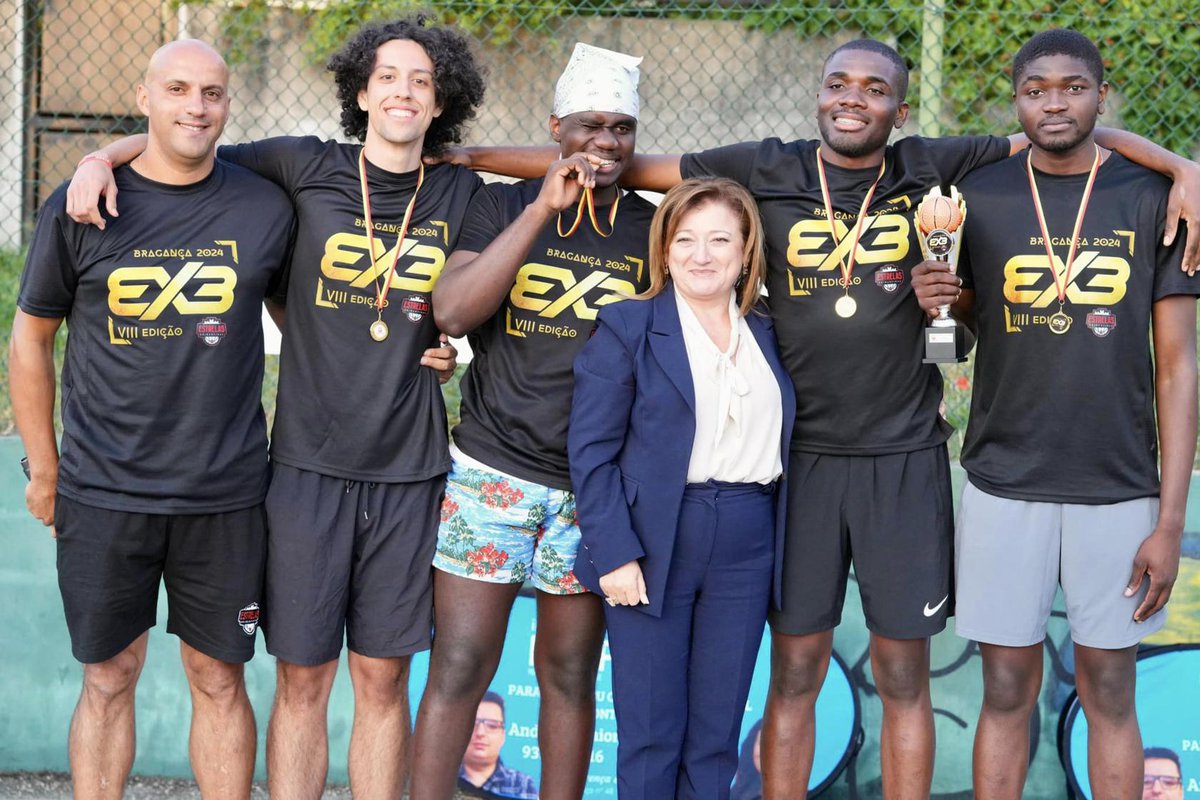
[568,289,796,618]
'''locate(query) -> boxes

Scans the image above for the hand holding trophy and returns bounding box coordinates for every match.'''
[915,186,968,363]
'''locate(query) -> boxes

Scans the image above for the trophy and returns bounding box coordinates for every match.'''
[916,186,968,363]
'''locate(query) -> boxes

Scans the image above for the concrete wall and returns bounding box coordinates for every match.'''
[206,13,835,153]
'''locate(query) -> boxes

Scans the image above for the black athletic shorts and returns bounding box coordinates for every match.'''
[263,464,444,665]
[55,495,266,664]
[768,445,954,640]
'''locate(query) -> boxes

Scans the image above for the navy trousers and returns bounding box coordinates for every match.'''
[604,481,775,800]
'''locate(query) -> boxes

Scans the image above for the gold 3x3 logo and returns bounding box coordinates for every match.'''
[505,259,643,338]
[1002,252,1131,307]
[786,211,911,295]
[106,240,239,345]
[1001,250,1132,334]
[314,231,447,309]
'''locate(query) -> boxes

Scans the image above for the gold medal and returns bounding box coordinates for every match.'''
[358,149,424,341]
[815,149,884,326]
[1047,311,1072,335]
[1026,145,1101,338]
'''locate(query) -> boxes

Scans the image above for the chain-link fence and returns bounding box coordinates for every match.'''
[2,0,1199,445]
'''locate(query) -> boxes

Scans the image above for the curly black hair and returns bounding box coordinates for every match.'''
[327,15,486,155]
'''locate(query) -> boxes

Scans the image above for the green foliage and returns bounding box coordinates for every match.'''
[443,363,466,432]
[221,0,273,68]
[0,248,68,435]
[0,249,23,434]
[203,0,1198,155]
[927,2,1200,155]
[940,358,973,462]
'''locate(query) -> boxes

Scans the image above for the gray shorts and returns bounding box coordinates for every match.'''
[954,481,1165,649]
[263,464,444,665]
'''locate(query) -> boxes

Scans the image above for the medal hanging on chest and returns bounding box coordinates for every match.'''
[816,148,885,320]
[1025,145,1101,336]
[358,149,424,342]
[834,295,857,318]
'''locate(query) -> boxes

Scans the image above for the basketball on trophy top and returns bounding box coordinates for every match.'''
[916,188,965,234]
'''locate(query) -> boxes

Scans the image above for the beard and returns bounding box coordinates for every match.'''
[1030,115,1097,154]
[817,115,892,161]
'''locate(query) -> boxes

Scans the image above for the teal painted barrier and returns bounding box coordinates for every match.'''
[2,435,1198,797]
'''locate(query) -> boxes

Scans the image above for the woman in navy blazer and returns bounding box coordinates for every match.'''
[569,178,795,799]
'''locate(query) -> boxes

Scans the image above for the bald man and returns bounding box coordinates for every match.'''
[9,40,294,799]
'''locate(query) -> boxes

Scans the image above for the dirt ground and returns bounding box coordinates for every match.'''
[0,772,479,799]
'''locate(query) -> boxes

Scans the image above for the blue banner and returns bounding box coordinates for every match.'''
[409,593,859,798]
[1060,644,1200,799]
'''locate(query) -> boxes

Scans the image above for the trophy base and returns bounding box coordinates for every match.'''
[923,324,969,364]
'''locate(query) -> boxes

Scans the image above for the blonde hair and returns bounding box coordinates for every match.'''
[636,177,767,317]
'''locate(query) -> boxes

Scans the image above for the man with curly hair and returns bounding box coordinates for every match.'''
[68,16,487,798]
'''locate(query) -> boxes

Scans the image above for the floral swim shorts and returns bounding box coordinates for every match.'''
[433,457,586,595]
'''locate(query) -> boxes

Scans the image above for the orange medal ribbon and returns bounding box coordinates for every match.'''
[815,148,886,318]
[358,149,424,341]
[557,186,620,239]
[1025,145,1101,335]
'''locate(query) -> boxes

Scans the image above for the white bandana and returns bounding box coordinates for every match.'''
[553,42,642,121]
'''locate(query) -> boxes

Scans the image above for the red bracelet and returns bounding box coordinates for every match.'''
[77,153,113,168]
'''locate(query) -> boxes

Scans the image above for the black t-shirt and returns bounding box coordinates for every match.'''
[17,162,295,513]
[220,137,483,482]
[959,152,1195,503]
[682,135,1011,454]
[451,180,655,489]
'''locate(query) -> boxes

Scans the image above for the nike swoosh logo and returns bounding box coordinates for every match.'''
[923,595,949,617]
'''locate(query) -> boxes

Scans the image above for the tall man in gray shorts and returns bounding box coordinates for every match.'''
[913,29,1198,800]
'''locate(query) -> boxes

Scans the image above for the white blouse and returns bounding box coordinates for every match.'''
[674,288,783,485]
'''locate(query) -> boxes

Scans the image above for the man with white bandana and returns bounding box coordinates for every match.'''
[408,43,656,799]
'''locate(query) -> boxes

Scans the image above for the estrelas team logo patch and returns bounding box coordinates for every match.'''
[1085,307,1117,337]
[874,265,905,294]
[196,317,227,346]
[402,294,430,323]
[237,602,260,636]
